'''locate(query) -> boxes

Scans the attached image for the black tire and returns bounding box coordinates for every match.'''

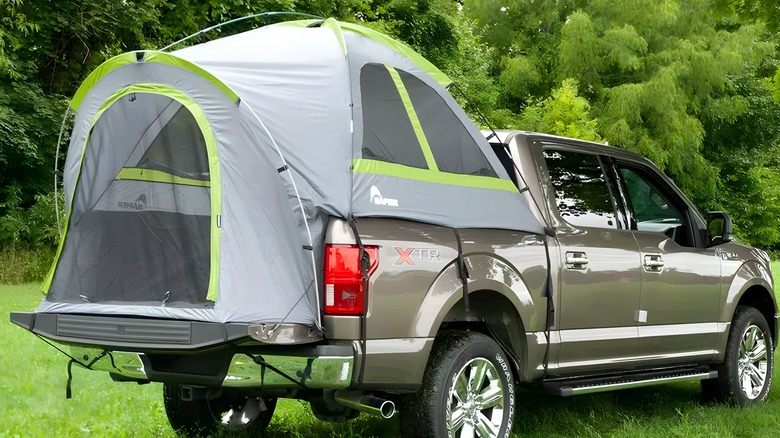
[400,331,516,438]
[163,384,277,437]
[701,306,774,406]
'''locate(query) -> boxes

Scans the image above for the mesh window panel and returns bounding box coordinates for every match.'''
[49,93,212,306]
[135,106,210,180]
[398,70,498,177]
[360,63,428,169]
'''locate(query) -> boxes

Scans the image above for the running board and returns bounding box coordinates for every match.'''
[542,368,717,396]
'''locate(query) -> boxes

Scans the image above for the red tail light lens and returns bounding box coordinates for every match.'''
[324,244,379,315]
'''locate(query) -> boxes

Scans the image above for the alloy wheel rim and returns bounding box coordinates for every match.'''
[737,324,769,399]
[446,358,505,438]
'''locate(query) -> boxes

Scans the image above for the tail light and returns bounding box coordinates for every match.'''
[324,244,379,315]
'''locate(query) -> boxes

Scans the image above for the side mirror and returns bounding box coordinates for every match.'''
[707,211,733,247]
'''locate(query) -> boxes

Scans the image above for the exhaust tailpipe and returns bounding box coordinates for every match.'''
[334,391,395,418]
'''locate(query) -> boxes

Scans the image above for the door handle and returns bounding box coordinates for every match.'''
[565,252,589,269]
[643,254,664,270]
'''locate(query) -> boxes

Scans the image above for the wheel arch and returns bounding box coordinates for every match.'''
[723,260,777,344]
[438,290,528,381]
[413,254,543,380]
[735,286,777,344]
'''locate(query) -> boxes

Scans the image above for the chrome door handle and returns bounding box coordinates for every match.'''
[565,252,589,269]
[643,254,664,270]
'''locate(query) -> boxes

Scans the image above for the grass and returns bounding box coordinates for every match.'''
[0,245,55,284]
[2,263,780,437]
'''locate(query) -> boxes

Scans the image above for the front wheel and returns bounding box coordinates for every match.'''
[401,331,516,438]
[163,384,277,436]
[702,306,774,406]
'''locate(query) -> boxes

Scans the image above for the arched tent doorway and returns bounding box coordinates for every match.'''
[46,85,218,306]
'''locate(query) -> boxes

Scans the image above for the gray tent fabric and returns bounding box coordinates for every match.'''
[40,19,544,327]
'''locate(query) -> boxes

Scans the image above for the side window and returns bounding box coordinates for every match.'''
[360,63,428,169]
[397,69,498,177]
[617,166,683,234]
[544,150,617,229]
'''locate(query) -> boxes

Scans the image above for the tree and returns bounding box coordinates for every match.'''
[518,78,602,142]
[465,0,780,248]
[0,0,64,218]
[0,0,466,251]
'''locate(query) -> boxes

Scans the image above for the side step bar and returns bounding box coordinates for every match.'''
[542,368,717,396]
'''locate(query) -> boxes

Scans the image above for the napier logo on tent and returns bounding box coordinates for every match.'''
[370,186,398,207]
[118,194,147,211]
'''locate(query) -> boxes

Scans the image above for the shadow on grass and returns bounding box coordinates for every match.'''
[513,383,706,437]
[255,380,780,438]
[263,399,401,438]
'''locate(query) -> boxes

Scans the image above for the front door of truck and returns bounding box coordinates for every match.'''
[541,147,642,374]
[612,161,723,365]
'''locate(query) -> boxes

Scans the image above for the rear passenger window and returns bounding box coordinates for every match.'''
[544,150,617,229]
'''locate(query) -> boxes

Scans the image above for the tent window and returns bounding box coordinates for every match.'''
[135,106,210,180]
[397,70,498,177]
[360,63,428,169]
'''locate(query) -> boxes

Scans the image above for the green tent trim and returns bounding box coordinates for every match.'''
[385,65,439,171]
[115,168,211,187]
[352,159,519,193]
[322,18,347,56]
[70,51,240,110]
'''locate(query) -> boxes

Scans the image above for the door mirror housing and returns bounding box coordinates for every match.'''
[707,211,733,247]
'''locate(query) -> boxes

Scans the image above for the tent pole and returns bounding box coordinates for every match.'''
[53,106,72,237]
[159,12,326,52]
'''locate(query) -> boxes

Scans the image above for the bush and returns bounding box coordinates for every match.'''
[0,189,62,283]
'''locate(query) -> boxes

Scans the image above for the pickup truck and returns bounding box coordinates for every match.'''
[12,130,776,438]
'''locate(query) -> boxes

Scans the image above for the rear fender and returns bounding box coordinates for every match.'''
[413,255,539,376]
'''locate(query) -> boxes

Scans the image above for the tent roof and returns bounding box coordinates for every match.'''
[70,19,452,112]
[279,19,452,88]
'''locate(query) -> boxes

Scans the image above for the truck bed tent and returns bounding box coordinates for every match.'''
[39,19,543,327]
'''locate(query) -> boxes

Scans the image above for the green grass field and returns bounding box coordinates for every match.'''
[3,264,780,437]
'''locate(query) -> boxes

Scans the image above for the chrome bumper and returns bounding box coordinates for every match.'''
[222,352,353,388]
[68,344,354,389]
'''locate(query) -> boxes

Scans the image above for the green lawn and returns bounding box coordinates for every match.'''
[3,264,780,437]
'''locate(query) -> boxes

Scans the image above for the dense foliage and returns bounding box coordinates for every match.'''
[1,0,780,269]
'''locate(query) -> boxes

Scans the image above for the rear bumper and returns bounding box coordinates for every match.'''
[11,312,250,351]
[10,312,353,389]
[69,344,354,389]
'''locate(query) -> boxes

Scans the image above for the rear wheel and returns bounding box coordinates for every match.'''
[701,306,774,406]
[401,331,516,438]
[163,384,277,436]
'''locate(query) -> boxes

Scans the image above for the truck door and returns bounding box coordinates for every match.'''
[612,161,722,365]
[541,147,642,374]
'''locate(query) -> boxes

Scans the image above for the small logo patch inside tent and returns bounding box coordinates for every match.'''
[118,194,147,211]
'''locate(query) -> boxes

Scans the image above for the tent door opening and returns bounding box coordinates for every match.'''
[48,90,214,307]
